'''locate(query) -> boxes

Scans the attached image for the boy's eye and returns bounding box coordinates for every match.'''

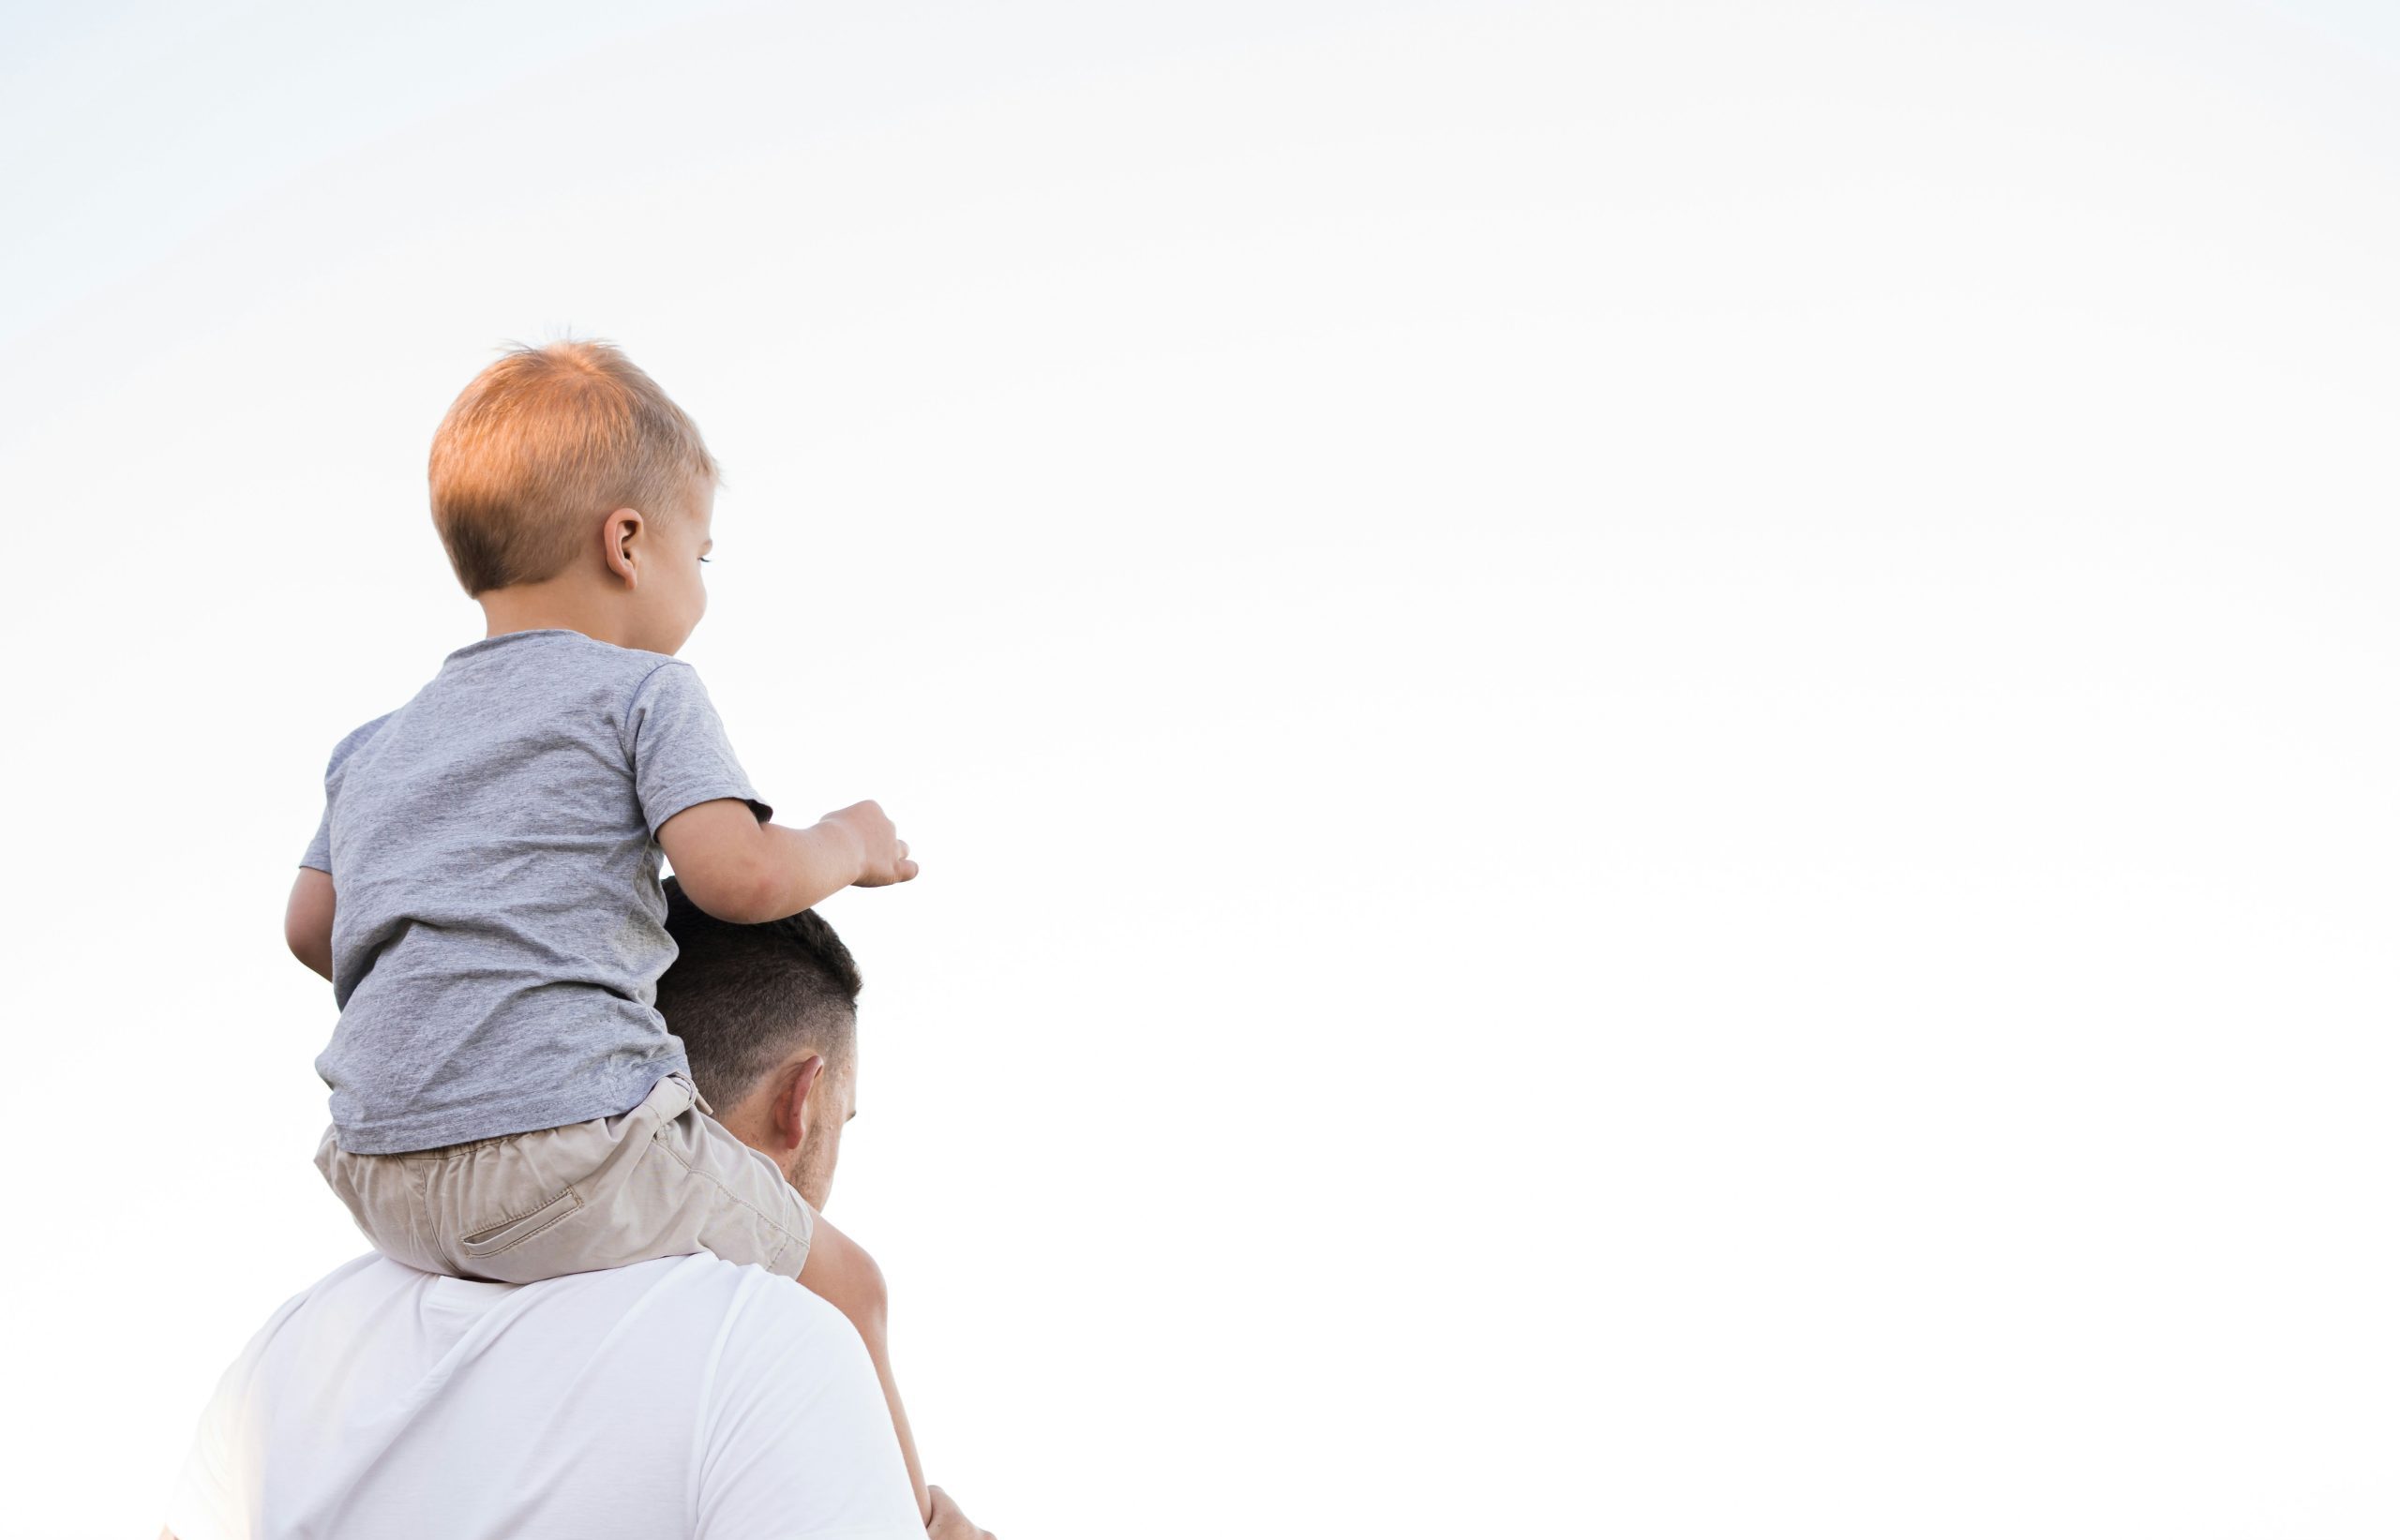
[699,556,712,564]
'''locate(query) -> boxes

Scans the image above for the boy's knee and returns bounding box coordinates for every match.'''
[803,1224,889,1333]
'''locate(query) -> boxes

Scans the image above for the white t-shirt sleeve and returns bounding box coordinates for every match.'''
[162,1389,239,1540]
[161,1306,282,1540]
[694,1272,926,1540]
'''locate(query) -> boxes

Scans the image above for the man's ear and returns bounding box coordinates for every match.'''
[772,1054,830,1156]
[600,507,645,588]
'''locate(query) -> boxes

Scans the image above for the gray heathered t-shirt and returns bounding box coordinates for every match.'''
[302,629,772,1154]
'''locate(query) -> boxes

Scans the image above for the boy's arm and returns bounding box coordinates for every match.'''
[284,868,336,981]
[658,799,917,925]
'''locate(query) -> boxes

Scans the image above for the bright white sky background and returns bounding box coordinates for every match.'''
[3,2,2398,1535]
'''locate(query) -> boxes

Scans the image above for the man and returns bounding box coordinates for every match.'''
[162,881,994,1540]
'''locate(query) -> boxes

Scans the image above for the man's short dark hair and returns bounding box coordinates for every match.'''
[657,876,862,1110]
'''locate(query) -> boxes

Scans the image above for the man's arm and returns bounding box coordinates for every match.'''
[658,799,917,926]
[285,868,336,981]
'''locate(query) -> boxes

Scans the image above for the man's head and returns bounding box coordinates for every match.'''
[656,876,862,1211]
[429,339,719,652]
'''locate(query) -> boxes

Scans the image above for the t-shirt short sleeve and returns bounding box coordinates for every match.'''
[623,662,773,835]
[162,1283,313,1540]
[301,806,335,875]
[694,1275,925,1540]
[300,713,395,874]
[162,1360,246,1540]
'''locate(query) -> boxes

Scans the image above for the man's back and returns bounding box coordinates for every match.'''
[167,1252,922,1540]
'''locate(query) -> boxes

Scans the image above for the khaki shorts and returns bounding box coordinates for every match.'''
[315,1072,815,1283]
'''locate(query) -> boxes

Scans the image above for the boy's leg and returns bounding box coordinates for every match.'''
[799,1209,932,1522]
[319,1074,796,1284]
[315,1125,446,1276]
[425,1074,808,1281]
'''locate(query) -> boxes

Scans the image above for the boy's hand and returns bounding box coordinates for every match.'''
[662,797,915,923]
[822,800,919,887]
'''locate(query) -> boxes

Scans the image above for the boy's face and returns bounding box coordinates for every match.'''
[635,476,715,655]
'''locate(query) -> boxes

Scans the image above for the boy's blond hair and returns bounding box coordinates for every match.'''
[429,340,721,595]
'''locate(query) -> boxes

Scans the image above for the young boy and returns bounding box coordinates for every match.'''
[282,339,932,1517]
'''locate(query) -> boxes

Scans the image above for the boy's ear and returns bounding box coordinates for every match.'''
[601,508,644,588]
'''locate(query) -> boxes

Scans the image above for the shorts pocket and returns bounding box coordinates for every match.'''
[460,1186,584,1258]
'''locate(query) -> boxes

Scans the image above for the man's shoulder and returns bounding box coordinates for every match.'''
[531,1250,848,1328]
[239,1251,858,1402]
[278,1250,845,1335]
[176,1254,916,1540]
[646,1251,863,1351]
[260,1252,875,1421]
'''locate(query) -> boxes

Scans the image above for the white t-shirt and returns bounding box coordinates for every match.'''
[165,1252,924,1540]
